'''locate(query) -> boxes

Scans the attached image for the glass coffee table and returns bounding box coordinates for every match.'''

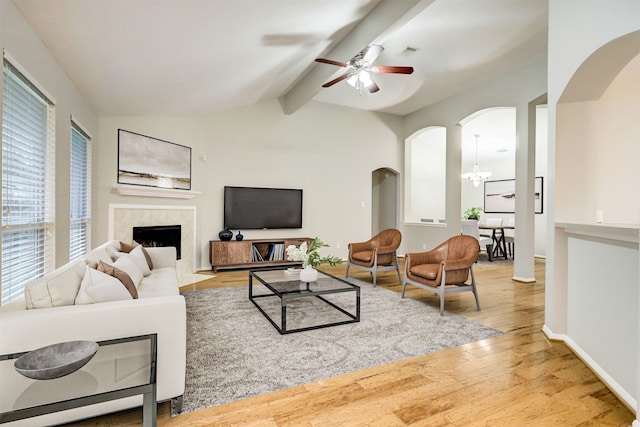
[249,268,360,334]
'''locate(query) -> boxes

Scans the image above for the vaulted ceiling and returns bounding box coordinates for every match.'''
[12,0,548,117]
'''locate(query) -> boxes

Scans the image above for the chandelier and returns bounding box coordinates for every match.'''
[462,134,491,187]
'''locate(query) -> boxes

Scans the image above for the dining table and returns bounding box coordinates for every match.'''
[478,224,514,260]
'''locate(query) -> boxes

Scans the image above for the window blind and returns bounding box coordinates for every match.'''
[70,122,91,260]
[2,60,55,305]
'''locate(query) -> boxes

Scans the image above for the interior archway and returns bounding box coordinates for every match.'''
[372,168,398,235]
[404,127,446,225]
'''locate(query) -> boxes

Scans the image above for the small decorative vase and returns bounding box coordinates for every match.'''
[299,265,318,283]
[235,231,243,241]
[218,228,233,241]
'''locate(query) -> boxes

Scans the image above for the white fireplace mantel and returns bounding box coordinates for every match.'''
[113,184,201,199]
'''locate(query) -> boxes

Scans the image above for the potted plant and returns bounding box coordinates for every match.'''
[463,207,483,221]
[286,237,342,282]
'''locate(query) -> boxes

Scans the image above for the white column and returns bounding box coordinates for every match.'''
[513,96,544,282]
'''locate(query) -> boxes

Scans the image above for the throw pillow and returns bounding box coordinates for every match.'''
[113,256,144,288]
[119,240,137,253]
[75,265,134,304]
[128,245,152,276]
[120,240,153,270]
[97,261,139,298]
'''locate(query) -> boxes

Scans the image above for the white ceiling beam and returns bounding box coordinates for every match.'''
[280,0,433,115]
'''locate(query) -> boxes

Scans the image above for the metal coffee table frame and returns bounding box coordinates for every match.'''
[249,268,360,334]
[0,334,157,426]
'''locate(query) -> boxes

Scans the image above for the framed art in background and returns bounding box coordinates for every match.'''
[484,177,543,214]
[117,129,191,190]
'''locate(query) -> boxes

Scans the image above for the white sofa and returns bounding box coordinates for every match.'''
[0,240,186,426]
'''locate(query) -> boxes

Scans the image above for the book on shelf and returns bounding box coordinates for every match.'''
[252,245,264,262]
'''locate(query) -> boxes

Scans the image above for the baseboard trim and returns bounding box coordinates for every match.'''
[542,325,637,415]
[512,276,536,283]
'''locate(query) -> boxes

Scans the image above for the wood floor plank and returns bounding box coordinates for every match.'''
[63,258,635,426]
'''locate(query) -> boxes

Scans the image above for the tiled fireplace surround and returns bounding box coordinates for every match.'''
[108,204,196,277]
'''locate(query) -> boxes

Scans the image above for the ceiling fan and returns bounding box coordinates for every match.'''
[315,44,414,94]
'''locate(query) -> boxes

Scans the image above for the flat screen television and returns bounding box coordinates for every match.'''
[224,186,303,230]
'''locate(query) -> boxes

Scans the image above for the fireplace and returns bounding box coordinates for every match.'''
[133,225,181,260]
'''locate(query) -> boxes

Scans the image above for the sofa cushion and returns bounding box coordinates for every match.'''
[24,258,87,309]
[105,245,122,261]
[113,256,144,288]
[137,267,180,298]
[75,266,134,304]
[96,261,138,299]
[83,247,113,269]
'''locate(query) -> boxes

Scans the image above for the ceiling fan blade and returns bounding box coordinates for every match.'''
[315,58,349,68]
[321,71,354,88]
[361,44,384,65]
[371,65,414,74]
[367,81,380,93]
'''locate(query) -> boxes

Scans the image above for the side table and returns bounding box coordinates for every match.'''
[0,334,157,426]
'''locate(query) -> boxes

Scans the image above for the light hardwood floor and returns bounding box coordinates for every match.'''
[69,259,635,426]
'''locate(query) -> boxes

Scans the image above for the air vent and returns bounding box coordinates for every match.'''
[399,46,419,56]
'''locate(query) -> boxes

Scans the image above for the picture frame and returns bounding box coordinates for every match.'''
[117,129,191,190]
[484,177,543,214]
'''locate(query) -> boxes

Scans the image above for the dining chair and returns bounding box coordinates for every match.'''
[504,218,515,259]
[460,220,494,262]
[480,217,503,238]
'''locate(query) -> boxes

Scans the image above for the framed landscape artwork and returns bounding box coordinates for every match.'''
[117,129,191,190]
[484,177,543,214]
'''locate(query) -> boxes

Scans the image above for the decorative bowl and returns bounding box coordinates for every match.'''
[14,340,99,380]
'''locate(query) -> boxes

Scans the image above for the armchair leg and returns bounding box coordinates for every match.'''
[470,267,481,311]
[345,263,350,279]
[372,253,378,287]
[438,269,447,316]
[394,253,402,284]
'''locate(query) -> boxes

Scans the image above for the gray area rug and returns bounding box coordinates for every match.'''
[176,279,502,415]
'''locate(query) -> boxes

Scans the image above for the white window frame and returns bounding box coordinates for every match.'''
[70,121,92,260]
[2,58,56,305]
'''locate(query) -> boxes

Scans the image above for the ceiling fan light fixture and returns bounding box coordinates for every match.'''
[315,44,413,93]
[347,70,374,91]
[359,70,374,88]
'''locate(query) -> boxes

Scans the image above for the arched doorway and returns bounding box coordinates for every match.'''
[371,168,398,235]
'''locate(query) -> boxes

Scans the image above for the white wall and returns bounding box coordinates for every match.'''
[546,0,640,417]
[405,127,446,223]
[0,0,98,269]
[96,100,404,270]
[556,54,639,224]
[566,235,638,404]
